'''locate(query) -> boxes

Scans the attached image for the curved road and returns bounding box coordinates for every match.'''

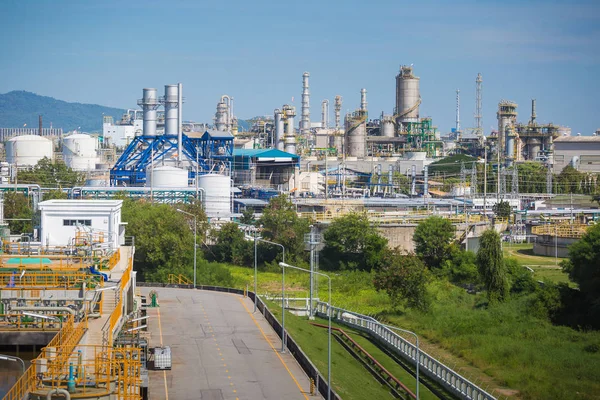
[143,288,314,400]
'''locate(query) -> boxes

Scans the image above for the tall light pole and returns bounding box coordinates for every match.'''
[176,209,197,288]
[0,354,25,375]
[256,238,286,352]
[280,262,332,400]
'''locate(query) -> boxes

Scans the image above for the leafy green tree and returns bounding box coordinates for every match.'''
[476,229,509,303]
[17,157,85,187]
[121,199,194,282]
[210,222,252,266]
[321,212,388,271]
[493,200,512,218]
[44,190,68,200]
[440,243,480,284]
[373,250,430,311]
[176,199,209,241]
[239,208,255,225]
[413,216,455,269]
[258,195,310,262]
[561,223,600,322]
[3,191,33,234]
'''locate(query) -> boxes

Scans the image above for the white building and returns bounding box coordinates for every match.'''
[553,136,600,173]
[38,200,124,250]
[102,114,142,148]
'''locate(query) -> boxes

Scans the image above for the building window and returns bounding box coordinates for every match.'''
[63,219,92,226]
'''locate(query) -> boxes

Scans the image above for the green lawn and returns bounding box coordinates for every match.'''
[502,243,573,285]
[218,264,600,399]
[265,301,439,400]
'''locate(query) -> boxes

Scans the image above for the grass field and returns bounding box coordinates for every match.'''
[502,243,573,285]
[265,301,439,400]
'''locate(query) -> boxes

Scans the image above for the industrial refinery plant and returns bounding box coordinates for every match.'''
[0,63,587,218]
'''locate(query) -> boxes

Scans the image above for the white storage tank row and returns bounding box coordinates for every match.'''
[62,133,99,171]
[5,135,53,166]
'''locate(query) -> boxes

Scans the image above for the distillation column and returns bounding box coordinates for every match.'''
[360,88,367,111]
[321,100,329,129]
[284,105,297,154]
[497,100,518,159]
[301,72,310,135]
[395,65,421,129]
[138,88,159,136]
[274,109,284,150]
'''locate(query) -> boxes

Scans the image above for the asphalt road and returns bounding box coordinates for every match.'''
[142,287,314,400]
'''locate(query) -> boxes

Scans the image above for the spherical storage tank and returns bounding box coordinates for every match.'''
[146,165,189,188]
[63,134,99,171]
[6,135,53,166]
[197,174,231,219]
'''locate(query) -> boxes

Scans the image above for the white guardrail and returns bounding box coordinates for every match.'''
[314,302,496,400]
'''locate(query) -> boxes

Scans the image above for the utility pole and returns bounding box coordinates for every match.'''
[305,225,321,319]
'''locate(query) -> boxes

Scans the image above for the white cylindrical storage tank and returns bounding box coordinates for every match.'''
[146,165,188,188]
[197,174,231,218]
[6,135,53,166]
[63,133,99,171]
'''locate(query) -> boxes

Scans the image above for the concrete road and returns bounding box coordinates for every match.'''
[142,288,314,400]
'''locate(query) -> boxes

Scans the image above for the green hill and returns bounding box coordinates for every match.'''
[0,90,125,133]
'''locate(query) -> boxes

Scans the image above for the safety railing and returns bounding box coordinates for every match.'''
[109,296,123,345]
[315,302,496,400]
[0,313,64,331]
[108,248,121,270]
[167,274,193,285]
[0,272,96,289]
[2,315,87,400]
[120,259,133,291]
[532,223,588,239]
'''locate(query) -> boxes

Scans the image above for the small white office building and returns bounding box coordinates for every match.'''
[38,200,124,250]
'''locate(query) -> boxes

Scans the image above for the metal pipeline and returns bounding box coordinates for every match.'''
[46,388,71,400]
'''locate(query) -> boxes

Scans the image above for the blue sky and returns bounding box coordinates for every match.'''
[1,0,598,135]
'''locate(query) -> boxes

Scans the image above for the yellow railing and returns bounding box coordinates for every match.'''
[168,274,193,285]
[2,315,87,400]
[532,224,589,239]
[108,248,121,270]
[0,272,96,289]
[0,313,64,331]
[120,258,133,291]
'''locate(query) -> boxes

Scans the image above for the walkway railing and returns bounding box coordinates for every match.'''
[315,302,496,400]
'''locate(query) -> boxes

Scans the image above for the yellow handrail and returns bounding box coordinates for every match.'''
[167,274,193,285]
[532,224,588,238]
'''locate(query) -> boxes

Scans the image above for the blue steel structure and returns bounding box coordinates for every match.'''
[110,131,233,186]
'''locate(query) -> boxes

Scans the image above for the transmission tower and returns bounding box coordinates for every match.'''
[475,73,482,135]
[500,167,507,199]
[470,162,477,197]
[546,167,553,194]
[511,166,519,200]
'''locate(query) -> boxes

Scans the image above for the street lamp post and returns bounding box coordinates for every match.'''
[255,238,285,352]
[176,209,197,288]
[0,354,25,375]
[280,262,332,400]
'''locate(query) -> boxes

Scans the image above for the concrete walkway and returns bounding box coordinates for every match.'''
[143,287,315,400]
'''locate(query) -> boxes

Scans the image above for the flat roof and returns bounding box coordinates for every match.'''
[554,136,600,143]
[39,199,123,206]
[233,148,299,159]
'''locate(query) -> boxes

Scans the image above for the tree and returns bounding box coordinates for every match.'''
[413,216,455,269]
[17,157,85,187]
[258,195,310,262]
[321,212,388,271]
[210,222,252,266]
[239,208,255,225]
[121,199,195,282]
[493,200,512,218]
[476,229,509,303]
[44,190,68,200]
[373,250,430,311]
[561,223,600,323]
[3,191,33,234]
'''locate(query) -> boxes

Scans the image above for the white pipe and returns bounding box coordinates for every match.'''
[47,388,70,400]
[11,306,76,315]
